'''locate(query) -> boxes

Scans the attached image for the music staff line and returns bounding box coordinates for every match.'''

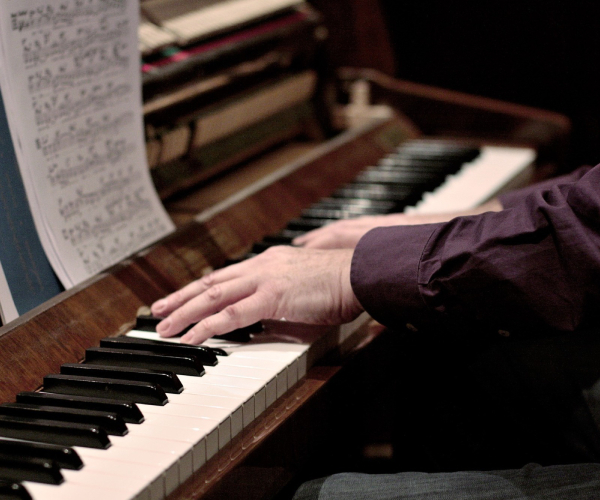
[58,167,139,220]
[62,192,155,247]
[22,23,130,66]
[11,0,126,32]
[76,217,171,274]
[36,111,134,156]
[34,83,131,128]
[48,140,135,187]
[28,55,129,93]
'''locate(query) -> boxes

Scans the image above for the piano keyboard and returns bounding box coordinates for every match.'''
[0,139,535,500]
[140,0,305,47]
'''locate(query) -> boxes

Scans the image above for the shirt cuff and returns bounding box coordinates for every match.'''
[350,223,441,330]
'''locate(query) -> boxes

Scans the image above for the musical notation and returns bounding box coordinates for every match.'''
[27,47,129,92]
[75,216,171,275]
[47,139,134,187]
[58,166,138,221]
[0,0,174,288]
[33,82,131,128]
[36,111,133,156]
[10,0,126,33]
[22,22,130,66]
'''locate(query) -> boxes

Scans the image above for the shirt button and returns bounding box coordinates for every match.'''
[498,329,510,337]
[405,323,418,332]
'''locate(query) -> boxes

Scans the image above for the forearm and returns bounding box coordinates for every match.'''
[351,164,600,336]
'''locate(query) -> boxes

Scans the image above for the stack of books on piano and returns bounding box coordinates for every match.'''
[138,0,328,199]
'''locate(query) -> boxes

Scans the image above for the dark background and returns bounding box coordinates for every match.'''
[379,0,600,170]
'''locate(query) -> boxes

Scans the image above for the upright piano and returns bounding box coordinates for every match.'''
[0,1,571,499]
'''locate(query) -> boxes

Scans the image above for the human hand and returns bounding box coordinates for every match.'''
[150,246,364,345]
[293,213,446,249]
[293,199,503,249]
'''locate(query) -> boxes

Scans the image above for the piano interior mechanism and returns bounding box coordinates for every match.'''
[0,0,572,499]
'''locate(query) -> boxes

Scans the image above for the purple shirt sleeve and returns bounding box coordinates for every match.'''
[499,165,592,208]
[351,164,600,336]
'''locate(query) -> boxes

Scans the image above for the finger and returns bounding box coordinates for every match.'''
[156,276,258,337]
[180,290,272,345]
[151,262,249,316]
[300,235,342,249]
[293,226,329,246]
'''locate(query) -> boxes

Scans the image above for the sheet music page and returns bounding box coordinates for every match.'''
[0,0,175,288]
[0,262,18,324]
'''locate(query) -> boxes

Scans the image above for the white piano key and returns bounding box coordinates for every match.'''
[125,421,208,475]
[138,402,232,450]
[74,445,173,500]
[139,412,215,465]
[177,376,256,427]
[61,469,148,498]
[73,455,160,500]
[203,339,310,379]
[406,146,535,214]
[203,364,280,406]
[108,433,192,496]
[186,372,268,417]
[217,356,289,398]
[23,481,143,500]
[168,392,244,437]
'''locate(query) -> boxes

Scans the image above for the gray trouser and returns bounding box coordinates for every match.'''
[292,463,600,500]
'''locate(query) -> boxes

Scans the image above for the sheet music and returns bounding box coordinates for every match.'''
[0,262,18,324]
[0,0,174,287]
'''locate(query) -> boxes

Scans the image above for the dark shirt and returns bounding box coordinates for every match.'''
[350,165,600,336]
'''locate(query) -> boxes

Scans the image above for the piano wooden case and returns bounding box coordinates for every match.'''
[0,0,571,499]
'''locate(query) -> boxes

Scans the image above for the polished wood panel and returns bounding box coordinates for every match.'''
[0,65,573,499]
[336,68,572,174]
[0,117,405,404]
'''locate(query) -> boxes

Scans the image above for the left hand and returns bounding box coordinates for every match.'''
[150,246,364,345]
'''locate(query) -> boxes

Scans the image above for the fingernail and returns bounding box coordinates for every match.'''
[156,318,171,335]
[152,299,166,314]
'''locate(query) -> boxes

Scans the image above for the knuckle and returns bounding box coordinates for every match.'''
[206,284,222,301]
[223,304,240,321]
[200,273,214,287]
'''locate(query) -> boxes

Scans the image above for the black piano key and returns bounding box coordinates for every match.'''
[99,336,218,367]
[0,455,63,485]
[314,197,396,212]
[251,241,276,254]
[0,415,110,449]
[0,437,82,470]
[262,230,303,245]
[213,320,262,342]
[134,314,162,331]
[207,346,228,357]
[0,403,128,437]
[84,347,205,377]
[61,362,183,394]
[397,144,480,161]
[354,169,443,185]
[331,183,417,203]
[286,217,332,231]
[134,313,256,346]
[300,206,385,219]
[43,374,169,406]
[0,481,32,500]
[16,392,144,424]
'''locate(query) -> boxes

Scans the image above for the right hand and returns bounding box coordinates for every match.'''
[150,246,363,345]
